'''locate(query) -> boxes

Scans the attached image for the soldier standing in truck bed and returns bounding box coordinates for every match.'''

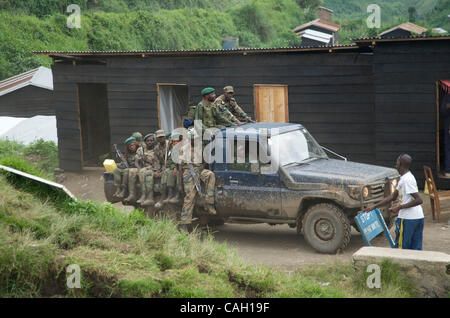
[113,137,139,200]
[194,87,236,131]
[215,86,254,123]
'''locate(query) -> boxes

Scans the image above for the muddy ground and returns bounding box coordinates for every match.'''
[60,169,450,270]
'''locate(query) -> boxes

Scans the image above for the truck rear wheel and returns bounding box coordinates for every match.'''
[301,203,351,254]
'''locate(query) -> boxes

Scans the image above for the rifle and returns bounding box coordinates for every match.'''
[113,144,129,168]
[186,164,202,196]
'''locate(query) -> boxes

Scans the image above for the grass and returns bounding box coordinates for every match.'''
[0,138,418,297]
[0,170,418,298]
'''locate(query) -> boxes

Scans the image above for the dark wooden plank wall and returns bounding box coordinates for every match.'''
[373,40,450,189]
[0,86,54,117]
[107,52,375,165]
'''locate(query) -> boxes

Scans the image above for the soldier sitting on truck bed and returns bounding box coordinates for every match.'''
[159,132,183,207]
[135,133,161,206]
[113,137,139,200]
[153,129,169,207]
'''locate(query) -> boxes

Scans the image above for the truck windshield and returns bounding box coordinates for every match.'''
[269,128,327,166]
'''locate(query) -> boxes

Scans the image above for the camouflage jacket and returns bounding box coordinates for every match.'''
[194,99,235,130]
[118,150,137,169]
[214,100,240,126]
[165,144,178,170]
[178,142,203,171]
[215,94,251,122]
[153,141,168,167]
[136,146,161,171]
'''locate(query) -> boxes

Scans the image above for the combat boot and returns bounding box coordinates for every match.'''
[178,224,189,233]
[163,187,174,204]
[155,185,167,209]
[124,181,137,203]
[116,185,126,200]
[141,190,155,207]
[137,185,147,205]
[168,188,181,204]
[206,204,217,215]
[113,184,122,198]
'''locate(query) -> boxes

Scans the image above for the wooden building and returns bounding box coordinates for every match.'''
[34,36,450,189]
[0,67,54,117]
[378,22,427,38]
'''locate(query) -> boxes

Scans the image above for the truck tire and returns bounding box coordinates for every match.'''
[104,172,121,204]
[301,203,351,254]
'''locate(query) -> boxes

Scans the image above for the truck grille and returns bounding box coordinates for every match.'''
[364,182,389,203]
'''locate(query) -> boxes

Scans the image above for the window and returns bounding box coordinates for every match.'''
[157,84,189,132]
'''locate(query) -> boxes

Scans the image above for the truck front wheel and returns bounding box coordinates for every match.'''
[301,203,351,254]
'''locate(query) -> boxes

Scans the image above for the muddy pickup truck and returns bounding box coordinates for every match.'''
[104,122,399,254]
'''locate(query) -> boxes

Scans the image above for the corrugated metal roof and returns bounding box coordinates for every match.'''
[33,45,361,57]
[353,35,450,43]
[0,67,53,97]
[378,22,427,37]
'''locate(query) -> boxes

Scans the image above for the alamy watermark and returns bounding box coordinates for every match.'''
[366,264,381,289]
[67,4,81,29]
[366,4,381,29]
[66,264,81,289]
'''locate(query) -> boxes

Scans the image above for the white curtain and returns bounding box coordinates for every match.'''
[159,86,187,133]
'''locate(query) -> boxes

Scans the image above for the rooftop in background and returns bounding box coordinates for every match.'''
[378,22,428,37]
[32,35,450,58]
[298,29,334,44]
[0,66,53,97]
[293,18,341,34]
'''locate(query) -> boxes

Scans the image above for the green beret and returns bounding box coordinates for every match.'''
[144,133,154,141]
[132,132,142,141]
[201,87,215,96]
[125,137,136,145]
[166,132,171,138]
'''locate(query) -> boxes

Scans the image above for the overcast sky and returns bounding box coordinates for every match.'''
[0,117,26,135]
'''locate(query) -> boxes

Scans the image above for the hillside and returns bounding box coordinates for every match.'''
[0,0,448,79]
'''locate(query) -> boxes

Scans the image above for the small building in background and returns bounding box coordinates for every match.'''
[297,29,333,47]
[378,22,427,38]
[293,7,341,46]
[0,66,54,117]
[432,27,448,34]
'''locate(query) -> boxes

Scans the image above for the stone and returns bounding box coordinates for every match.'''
[353,247,450,298]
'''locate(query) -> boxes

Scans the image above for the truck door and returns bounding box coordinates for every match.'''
[215,140,282,218]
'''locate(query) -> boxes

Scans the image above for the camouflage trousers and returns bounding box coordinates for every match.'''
[138,167,158,191]
[180,168,215,225]
[161,167,178,188]
[113,167,138,188]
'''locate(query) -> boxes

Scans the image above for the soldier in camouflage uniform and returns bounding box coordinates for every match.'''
[215,101,242,127]
[153,129,169,208]
[215,86,254,123]
[113,137,139,200]
[160,132,182,205]
[132,132,144,149]
[178,129,216,233]
[194,87,235,131]
[136,133,161,206]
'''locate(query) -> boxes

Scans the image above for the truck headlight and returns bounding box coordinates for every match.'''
[390,179,398,193]
[348,186,361,200]
[363,186,369,198]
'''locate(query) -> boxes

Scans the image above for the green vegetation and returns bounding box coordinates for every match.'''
[0,139,58,179]
[0,0,448,79]
[0,171,418,297]
[0,139,417,298]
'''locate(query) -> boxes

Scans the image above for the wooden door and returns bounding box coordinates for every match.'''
[254,85,289,123]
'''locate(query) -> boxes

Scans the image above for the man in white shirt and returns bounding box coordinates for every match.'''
[361,154,424,250]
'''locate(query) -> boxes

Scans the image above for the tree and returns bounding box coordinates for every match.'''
[408,7,417,23]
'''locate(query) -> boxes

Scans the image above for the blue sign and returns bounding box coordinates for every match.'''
[354,209,395,247]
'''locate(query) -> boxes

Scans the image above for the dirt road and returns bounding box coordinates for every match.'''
[61,169,450,269]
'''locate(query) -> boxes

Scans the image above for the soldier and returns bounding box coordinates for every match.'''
[132,132,144,149]
[215,86,254,123]
[160,132,183,205]
[153,129,168,208]
[113,137,139,200]
[178,129,216,233]
[136,133,161,206]
[194,87,235,131]
[214,100,243,127]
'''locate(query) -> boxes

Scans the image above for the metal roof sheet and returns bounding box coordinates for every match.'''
[0,66,53,97]
[378,22,428,37]
[353,35,450,44]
